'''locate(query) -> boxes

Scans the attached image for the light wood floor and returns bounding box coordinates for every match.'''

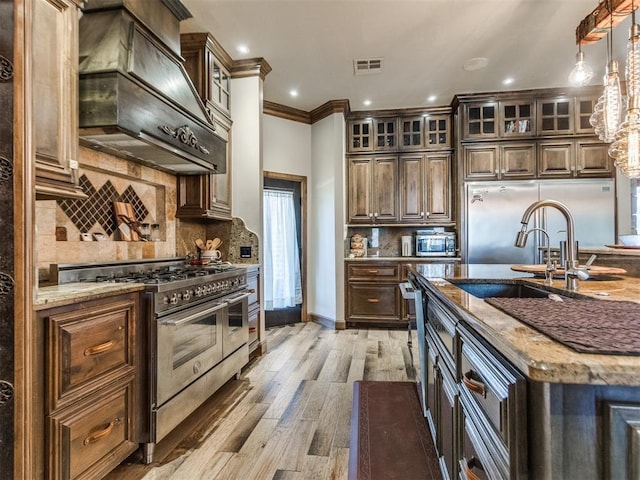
[105,322,419,480]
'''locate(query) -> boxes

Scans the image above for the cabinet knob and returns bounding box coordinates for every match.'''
[368,213,373,217]
[501,169,506,174]
[495,169,500,174]
[420,211,424,216]
[367,298,380,303]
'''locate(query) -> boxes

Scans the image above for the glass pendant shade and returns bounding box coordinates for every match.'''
[568,50,594,86]
[602,60,623,143]
[626,23,640,98]
[609,108,640,177]
[610,20,640,178]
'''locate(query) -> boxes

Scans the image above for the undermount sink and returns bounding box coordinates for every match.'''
[448,280,551,299]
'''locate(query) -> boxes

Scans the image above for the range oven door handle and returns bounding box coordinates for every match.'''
[223,292,251,305]
[158,302,227,326]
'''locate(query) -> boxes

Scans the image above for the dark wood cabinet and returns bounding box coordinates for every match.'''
[464,102,498,139]
[400,153,452,222]
[347,108,452,226]
[176,119,232,221]
[40,292,139,480]
[537,96,574,135]
[178,33,233,221]
[348,156,398,224]
[500,99,535,137]
[345,262,402,327]
[464,143,535,180]
[246,267,261,355]
[538,139,613,178]
[33,0,86,200]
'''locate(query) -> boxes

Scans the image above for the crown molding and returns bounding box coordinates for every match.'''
[231,58,272,80]
[310,99,350,123]
[263,101,311,124]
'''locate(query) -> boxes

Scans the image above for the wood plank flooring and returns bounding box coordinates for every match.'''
[105,322,419,480]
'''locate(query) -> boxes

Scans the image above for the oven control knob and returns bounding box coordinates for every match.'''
[170,293,179,305]
[204,285,212,294]
[162,295,170,305]
[195,286,203,297]
[182,290,191,301]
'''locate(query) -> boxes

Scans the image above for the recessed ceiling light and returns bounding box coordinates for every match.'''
[363,99,372,106]
[503,77,515,85]
[237,45,250,55]
[427,95,437,103]
[463,57,489,71]
[289,89,298,97]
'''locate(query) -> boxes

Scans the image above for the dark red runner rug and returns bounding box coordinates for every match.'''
[348,381,442,480]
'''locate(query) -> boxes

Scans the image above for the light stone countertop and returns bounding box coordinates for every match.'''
[411,263,640,386]
[35,282,146,311]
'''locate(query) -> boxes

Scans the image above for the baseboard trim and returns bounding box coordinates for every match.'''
[309,313,345,330]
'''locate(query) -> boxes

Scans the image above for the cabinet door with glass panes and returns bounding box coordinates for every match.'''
[575,95,600,134]
[537,97,574,135]
[400,116,424,150]
[463,102,498,139]
[374,118,398,151]
[425,114,450,148]
[348,119,374,152]
[500,99,535,137]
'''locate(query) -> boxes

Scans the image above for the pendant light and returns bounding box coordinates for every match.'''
[609,0,640,177]
[602,1,623,143]
[568,43,594,87]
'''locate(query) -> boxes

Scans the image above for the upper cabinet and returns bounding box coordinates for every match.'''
[347,108,451,154]
[177,33,233,221]
[181,33,233,121]
[33,0,86,200]
[346,107,453,226]
[456,88,613,180]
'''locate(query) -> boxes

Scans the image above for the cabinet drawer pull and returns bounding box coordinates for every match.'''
[463,370,487,397]
[84,340,114,356]
[367,298,380,303]
[466,456,484,480]
[367,270,379,274]
[83,421,114,445]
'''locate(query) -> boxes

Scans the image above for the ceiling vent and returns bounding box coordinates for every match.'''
[354,58,383,75]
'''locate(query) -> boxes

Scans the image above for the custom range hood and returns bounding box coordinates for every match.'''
[78,0,226,174]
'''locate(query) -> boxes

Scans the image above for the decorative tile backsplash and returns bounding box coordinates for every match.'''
[58,175,150,237]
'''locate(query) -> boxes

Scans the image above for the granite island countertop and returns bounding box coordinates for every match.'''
[411,263,640,386]
[35,282,146,311]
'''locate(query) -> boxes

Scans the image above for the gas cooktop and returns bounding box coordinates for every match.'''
[50,258,241,285]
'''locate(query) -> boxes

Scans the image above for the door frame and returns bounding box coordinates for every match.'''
[263,171,307,322]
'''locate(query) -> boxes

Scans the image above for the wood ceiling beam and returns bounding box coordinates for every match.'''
[576,0,636,44]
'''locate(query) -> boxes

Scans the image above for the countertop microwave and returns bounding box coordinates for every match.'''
[415,231,456,257]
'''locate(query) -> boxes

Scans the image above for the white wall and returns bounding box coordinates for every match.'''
[263,115,311,178]
[262,112,345,325]
[230,76,263,237]
[310,113,346,324]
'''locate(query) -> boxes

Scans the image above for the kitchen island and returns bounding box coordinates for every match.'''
[408,263,640,480]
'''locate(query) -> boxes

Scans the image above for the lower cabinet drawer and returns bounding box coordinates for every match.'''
[48,297,136,410]
[48,377,137,480]
[348,283,401,319]
[459,399,501,480]
[459,324,528,479]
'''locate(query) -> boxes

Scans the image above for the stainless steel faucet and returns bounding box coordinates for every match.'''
[514,199,587,291]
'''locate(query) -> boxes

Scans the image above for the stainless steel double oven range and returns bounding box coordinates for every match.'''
[51,258,251,463]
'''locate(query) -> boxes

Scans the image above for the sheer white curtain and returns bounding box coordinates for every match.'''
[263,189,302,310]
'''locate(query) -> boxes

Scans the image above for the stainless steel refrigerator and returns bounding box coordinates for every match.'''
[465,179,616,264]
